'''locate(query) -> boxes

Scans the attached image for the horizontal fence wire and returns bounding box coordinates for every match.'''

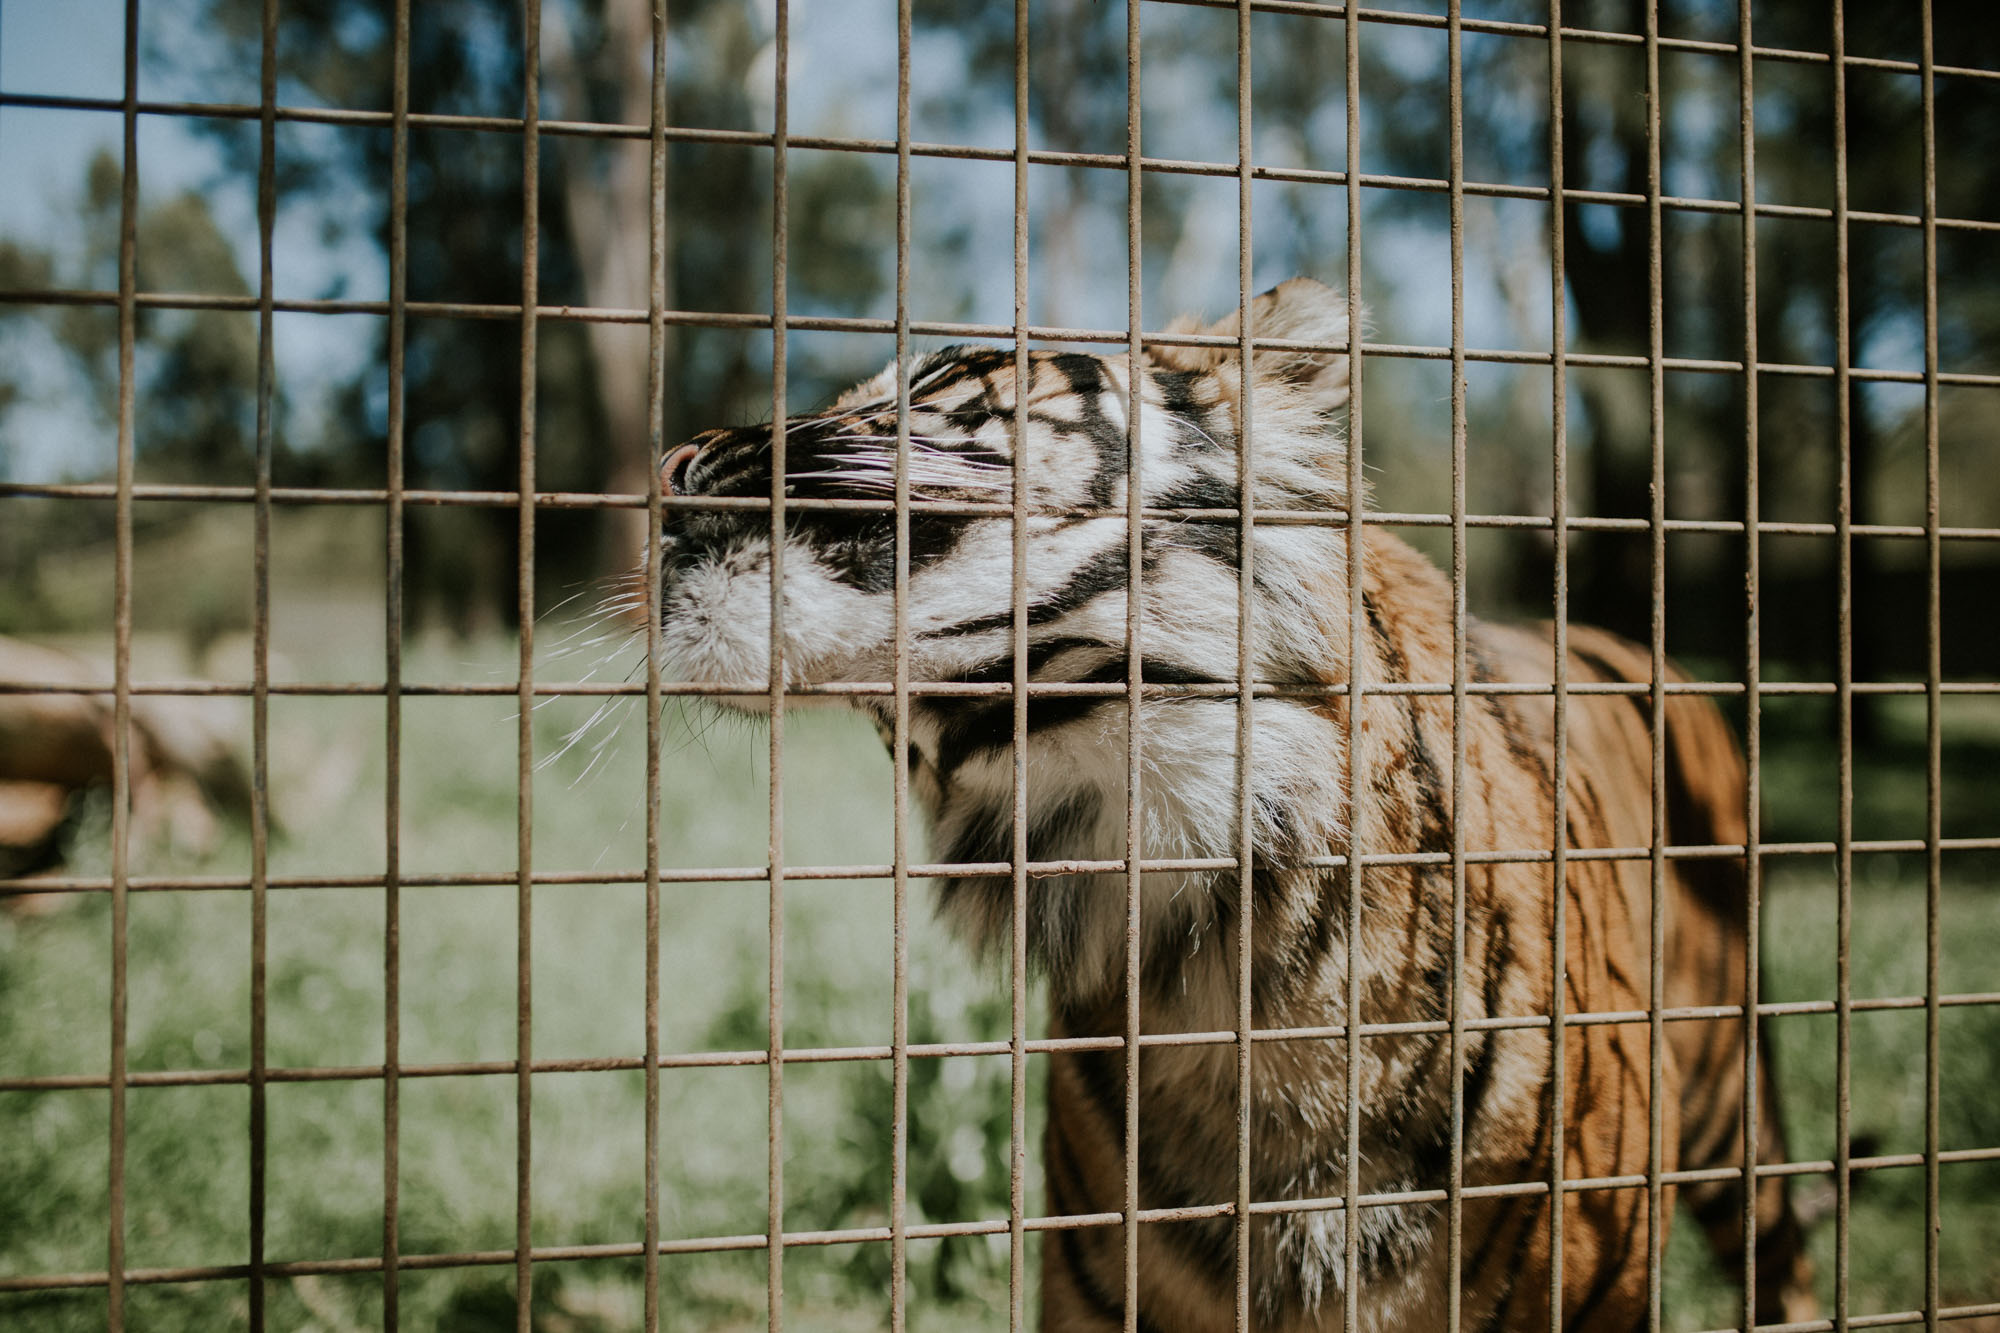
[7,990,2000,1093]
[6,1154,2000,1290]
[7,678,2000,700]
[12,487,2000,547]
[8,839,2000,898]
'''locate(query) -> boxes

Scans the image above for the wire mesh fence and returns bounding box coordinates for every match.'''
[0,1,1997,1330]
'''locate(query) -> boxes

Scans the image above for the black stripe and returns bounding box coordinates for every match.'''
[1688,1179,1741,1231]
[1457,914,1512,1144]
[1471,626,1554,789]
[1151,470,1238,516]
[1054,1226,1130,1328]
[1564,1187,1641,1332]
[1152,368,1225,460]
[931,788,1103,949]
[953,545,1131,639]
[922,648,1226,780]
[1063,1047,1127,1151]
[1077,653,1229,689]
[1473,1058,1560,1333]
[931,636,1117,688]
[1156,1214,1238,1294]
[1569,642,1654,739]
[1248,869,1342,1010]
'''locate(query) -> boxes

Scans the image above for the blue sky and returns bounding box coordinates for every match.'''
[2,0,1755,490]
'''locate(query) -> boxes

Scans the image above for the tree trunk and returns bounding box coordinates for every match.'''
[548,0,672,580]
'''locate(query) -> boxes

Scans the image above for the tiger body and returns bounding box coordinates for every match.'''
[649,279,1812,1330]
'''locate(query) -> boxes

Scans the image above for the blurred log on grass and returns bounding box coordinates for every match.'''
[0,636,252,897]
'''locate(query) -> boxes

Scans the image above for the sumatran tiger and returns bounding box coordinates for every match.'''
[644,278,1816,1331]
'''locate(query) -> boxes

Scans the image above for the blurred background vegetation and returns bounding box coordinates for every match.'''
[1,0,1996,1328]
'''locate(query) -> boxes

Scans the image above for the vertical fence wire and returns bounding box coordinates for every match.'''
[1918,6,1943,1332]
[1444,3,1469,1328]
[889,3,914,1324]
[764,1,790,1327]
[1008,3,1033,1327]
[1230,1,1257,1328]
[106,1,141,1324]
[1544,6,1571,1329]
[1122,3,1146,1330]
[1738,0,1765,1322]
[381,1,411,1326]
[642,3,671,1328]
[247,0,279,1324]
[513,6,543,1328]
[1340,6,1368,1331]
[1830,6,1855,1330]
[1642,3,1669,1328]
[1738,4,1764,1330]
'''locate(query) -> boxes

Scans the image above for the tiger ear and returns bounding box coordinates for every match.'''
[1153,277,1353,415]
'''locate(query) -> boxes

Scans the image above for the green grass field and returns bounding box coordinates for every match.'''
[2,619,1995,1330]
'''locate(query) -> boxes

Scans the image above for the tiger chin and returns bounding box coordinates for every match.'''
[644,278,1817,1332]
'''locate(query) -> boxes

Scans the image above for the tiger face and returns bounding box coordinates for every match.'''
[653,278,1355,707]
[653,280,1360,998]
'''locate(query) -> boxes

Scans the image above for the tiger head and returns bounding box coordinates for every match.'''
[654,278,1355,699]
[651,277,1359,995]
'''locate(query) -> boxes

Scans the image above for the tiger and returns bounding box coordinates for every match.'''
[645,277,1816,1331]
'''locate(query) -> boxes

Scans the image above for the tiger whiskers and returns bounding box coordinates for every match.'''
[788,432,1014,496]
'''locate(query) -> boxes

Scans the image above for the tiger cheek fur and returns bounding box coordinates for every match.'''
[647,278,1816,1331]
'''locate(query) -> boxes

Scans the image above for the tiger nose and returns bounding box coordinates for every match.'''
[661,442,702,496]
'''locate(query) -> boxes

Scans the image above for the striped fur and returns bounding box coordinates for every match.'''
[648,279,1815,1330]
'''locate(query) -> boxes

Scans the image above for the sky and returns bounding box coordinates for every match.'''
[1,0,1797,490]
[0,2,929,482]
[1,0,394,481]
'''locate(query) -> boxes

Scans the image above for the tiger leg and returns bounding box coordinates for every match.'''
[1670,1006,1817,1326]
[1040,1078,1130,1332]
[1041,1225,1128,1333]
[1659,693,1818,1326]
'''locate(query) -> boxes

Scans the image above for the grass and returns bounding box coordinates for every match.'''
[2,619,1996,1329]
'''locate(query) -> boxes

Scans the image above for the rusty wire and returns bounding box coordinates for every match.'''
[1737,2,1764,1330]
[643,2,670,1330]
[764,1,791,1329]
[1340,1,1369,1329]
[1125,4,1149,1331]
[247,1,278,1325]
[889,3,915,1323]
[512,9,543,1327]
[104,1,140,1324]
[1445,3,1471,1327]
[1230,0,1256,1323]
[381,0,411,1326]
[1,3,1995,1330]
[1544,4,1570,1331]
[1919,6,1945,1333]
[1007,4,1033,1328]
[1645,3,1669,1327]
[1831,2,1856,1325]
